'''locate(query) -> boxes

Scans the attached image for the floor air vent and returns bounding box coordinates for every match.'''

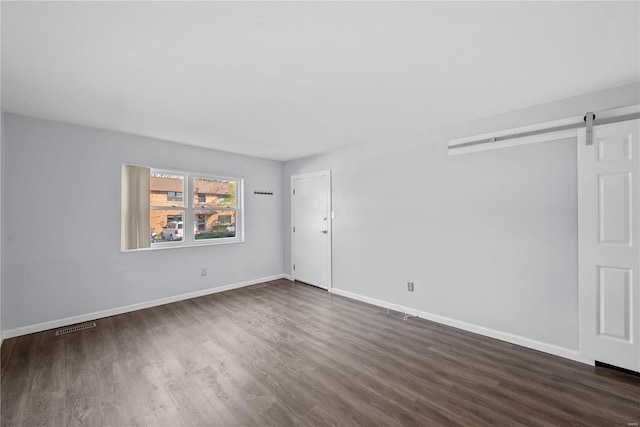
[55,322,96,336]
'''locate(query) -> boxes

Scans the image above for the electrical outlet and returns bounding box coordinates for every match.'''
[201,267,208,276]
[407,282,414,292]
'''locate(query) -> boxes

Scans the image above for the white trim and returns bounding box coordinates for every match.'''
[290,169,333,180]
[290,170,332,291]
[2,274,285,339]
[448,105,640,155]
[331,288,594,366]
[283,274,294,281]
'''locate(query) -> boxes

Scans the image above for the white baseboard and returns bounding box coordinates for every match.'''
[331,288,594,366]
[2,274,285,339]
[2,279,595,367]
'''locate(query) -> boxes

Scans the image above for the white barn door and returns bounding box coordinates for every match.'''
[578,119,640,372]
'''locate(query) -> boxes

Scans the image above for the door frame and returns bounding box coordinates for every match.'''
[291,170,332,291]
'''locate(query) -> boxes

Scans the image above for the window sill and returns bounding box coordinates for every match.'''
[121,237,244,253]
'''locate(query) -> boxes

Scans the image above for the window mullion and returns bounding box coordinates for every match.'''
[186,173,194,242]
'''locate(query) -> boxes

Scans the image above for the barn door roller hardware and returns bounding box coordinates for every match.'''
[448,105,640,154]
[584,112,595,146]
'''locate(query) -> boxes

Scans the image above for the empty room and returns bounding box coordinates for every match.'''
[1,1,639,426]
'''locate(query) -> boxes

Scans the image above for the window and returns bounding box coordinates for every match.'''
[192,176,239,241]
[121,164,243,250]
[167,191,183,202]
[217,215,232,224]
[197,214,206,231]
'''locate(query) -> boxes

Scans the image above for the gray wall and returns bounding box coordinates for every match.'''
[2,114,284,331]
[0,82,3,346]
[284,82,640,350]
[2,82,639,350]
[1,4,3,346]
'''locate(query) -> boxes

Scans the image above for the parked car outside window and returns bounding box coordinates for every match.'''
[162,221,183,241]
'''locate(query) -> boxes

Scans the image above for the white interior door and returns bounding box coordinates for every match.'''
[578,119,640,372]
[292,171,331,290]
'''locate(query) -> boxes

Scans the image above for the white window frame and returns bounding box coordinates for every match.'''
[124,164,244,251]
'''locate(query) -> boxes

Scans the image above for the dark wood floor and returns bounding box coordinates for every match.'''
[1,279,638,426]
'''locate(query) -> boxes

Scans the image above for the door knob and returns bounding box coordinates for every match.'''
[320,230,328,234]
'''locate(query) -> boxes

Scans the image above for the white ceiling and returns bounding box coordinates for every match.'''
[2,1,639,161]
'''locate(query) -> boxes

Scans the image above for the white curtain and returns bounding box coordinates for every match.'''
[121,164,151,250]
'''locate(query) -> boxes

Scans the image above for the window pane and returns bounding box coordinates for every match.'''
[150,209,186,242]
[193,177,236,208]
[150,172,184,208]
[194,210,236,240]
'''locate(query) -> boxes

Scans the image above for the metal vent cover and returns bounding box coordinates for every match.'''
[55,322,96,336]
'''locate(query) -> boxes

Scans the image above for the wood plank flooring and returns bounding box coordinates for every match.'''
[1,279,639,426]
